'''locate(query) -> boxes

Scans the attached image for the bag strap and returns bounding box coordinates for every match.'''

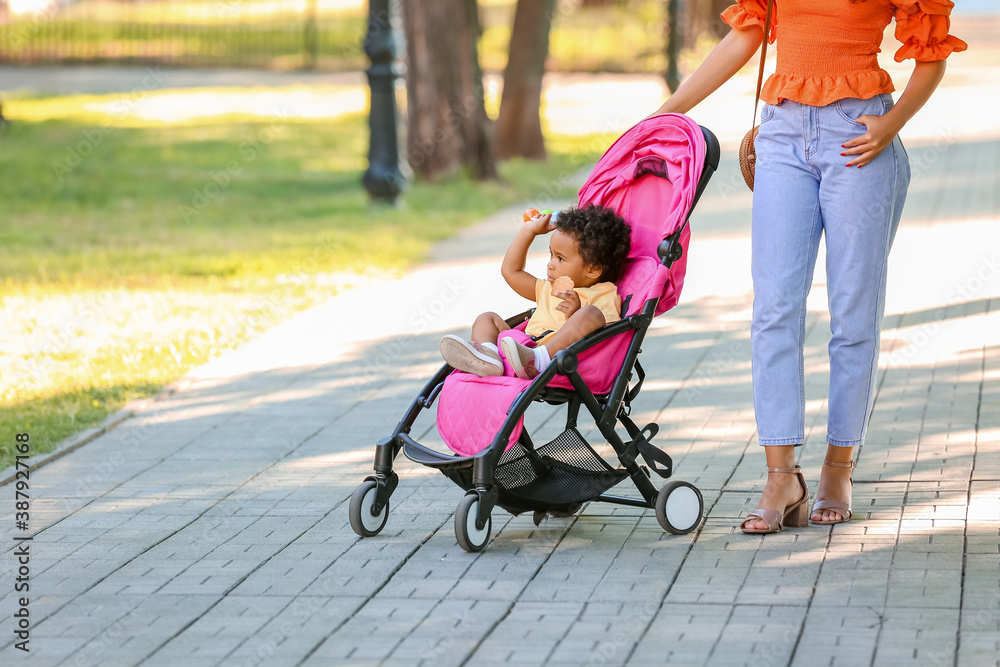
[752,0,775,128]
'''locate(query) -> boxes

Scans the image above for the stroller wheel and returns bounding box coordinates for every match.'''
[349,480,389,537]
[455,493,492,553]
[655,480,703,535]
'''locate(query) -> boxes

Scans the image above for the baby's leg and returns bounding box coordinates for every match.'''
[499,306,606,379]
[543,306,606,354]
[440,311,509,377]
[472,312,511,344]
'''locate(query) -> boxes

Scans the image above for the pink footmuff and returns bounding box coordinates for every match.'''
[436,329,534,457]
[436,372,528,457]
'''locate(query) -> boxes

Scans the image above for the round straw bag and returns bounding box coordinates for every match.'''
[739,126,760,191]
[741,0,773,193]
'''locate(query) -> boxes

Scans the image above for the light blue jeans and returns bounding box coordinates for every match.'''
[751,94,910,447]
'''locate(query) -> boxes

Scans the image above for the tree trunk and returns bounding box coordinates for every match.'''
[495,0,556,161]
[710,0,731,38]
[401,0,497,181]
[684,0,731,46]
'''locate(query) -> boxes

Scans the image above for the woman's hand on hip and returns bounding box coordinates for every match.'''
[842,112,903,168]
[843,60,947,168]
[842,58,948,169]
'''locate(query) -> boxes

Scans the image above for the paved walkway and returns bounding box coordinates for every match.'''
[3,21,1000,667]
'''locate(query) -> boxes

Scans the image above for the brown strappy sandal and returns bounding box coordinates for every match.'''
[810,459,856,525]
[740,465,810,535]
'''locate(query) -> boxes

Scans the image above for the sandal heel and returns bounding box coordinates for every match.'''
[783,496,810,528]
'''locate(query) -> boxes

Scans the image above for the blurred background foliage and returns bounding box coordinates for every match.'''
[0,0,683,73]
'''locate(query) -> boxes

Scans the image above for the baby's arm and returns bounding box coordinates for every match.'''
[501,213,554,301]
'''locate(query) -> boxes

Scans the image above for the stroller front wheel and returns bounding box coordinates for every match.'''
[656,480,703,535]
[349,480,389,537]
[455,493,492,553]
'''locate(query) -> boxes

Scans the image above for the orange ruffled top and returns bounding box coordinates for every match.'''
[722,0,968,106]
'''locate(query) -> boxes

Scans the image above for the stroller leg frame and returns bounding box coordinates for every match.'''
[455,486,498,552]
[350,364,452,539]
[468,485,499,529]
[565,356,661,507]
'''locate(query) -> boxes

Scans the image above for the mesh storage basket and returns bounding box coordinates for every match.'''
[494,428,628,507]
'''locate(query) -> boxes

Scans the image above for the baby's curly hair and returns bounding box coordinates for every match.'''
[555,204,631,284]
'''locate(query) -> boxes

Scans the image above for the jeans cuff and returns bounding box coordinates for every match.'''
[758,437,804,447]
[827,436,861,447]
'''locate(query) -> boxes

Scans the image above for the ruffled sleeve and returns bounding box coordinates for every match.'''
[721,0,777,44]
[892,0,968,62]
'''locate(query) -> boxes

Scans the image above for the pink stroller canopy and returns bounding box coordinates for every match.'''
[578,113,706,315]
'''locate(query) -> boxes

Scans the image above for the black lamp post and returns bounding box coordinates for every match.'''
[362,0,405,203]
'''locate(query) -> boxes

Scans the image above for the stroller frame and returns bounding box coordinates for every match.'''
[351,126,720,552]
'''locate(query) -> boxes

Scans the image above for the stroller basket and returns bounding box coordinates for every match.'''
[400,428,628,514]
[495,428,628,506]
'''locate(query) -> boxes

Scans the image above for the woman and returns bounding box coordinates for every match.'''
[651,0,966,533]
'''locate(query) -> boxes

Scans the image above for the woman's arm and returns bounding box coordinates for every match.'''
[501,214,555,301]
[650,25,764,117]
[844,60,947,168]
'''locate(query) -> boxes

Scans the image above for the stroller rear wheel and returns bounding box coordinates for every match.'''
[455,492,492,553]
[349,480,389,537]
[655,480,703,535]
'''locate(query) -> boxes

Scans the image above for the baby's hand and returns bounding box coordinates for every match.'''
[555,289,581,317]
[523,210,556,236]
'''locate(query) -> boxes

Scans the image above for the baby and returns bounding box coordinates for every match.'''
[440,204,631,379]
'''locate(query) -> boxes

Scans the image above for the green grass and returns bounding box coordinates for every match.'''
[0,90,615,471]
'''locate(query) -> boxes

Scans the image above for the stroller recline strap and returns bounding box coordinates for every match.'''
[636,437,673,478]
[619,414,672,478]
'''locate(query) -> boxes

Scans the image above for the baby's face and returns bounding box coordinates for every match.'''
[546,229,600,288]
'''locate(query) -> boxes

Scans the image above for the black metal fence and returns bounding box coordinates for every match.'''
[0,0,669,73]
[0,0,369,71]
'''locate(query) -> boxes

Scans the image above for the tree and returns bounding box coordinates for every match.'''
[684,0,731,46]
[401,0,497,181]
[495,0,557,160]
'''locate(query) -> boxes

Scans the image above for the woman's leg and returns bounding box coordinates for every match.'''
[744,100,825,525]
[751,100,825,446]
[742,445,804,531]
[813,444,855,522]
[818,95,909,446]
[813,94,910,520]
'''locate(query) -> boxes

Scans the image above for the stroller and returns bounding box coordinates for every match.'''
[350,114,720,552]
